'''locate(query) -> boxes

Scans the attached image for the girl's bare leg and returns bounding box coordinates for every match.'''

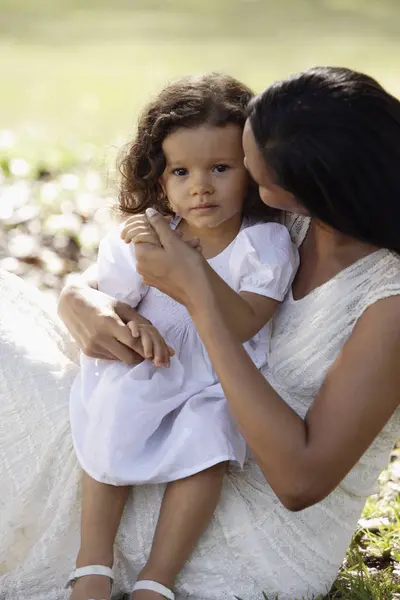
[70,471,129,600]
[132,462,228,599]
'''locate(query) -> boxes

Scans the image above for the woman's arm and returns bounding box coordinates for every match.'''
[137,210,400,511]
[193,287,400,510]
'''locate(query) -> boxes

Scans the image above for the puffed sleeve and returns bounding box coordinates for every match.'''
[229,222,299,301]
[96,223,148,307]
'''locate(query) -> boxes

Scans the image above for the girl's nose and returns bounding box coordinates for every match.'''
[190,172,213,196]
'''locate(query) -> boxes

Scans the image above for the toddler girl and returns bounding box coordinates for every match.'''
[68,73,298,600]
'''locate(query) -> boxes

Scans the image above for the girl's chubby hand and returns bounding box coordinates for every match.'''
[127,314,175,368]
[121,212,164,247]
[120,211,202,252]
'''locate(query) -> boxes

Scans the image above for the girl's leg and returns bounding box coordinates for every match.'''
[70,471,129,600]
[133,462,228,599]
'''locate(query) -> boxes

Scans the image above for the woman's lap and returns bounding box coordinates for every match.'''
[0,270,346,600]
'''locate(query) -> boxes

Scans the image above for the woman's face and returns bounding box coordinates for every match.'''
[242,119,308,215]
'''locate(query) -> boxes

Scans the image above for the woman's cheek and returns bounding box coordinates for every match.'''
[259,187,279,208]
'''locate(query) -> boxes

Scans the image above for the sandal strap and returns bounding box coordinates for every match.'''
[132,580,175,599]
[65,564,114,588]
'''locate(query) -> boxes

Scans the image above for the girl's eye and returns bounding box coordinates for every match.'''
[172,168,188,176]
[213,164,230,173]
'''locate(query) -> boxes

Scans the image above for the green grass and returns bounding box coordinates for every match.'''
[0,0,399,152]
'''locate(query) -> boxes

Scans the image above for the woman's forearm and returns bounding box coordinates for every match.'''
[188,286,312,510]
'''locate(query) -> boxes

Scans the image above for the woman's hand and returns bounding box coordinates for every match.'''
[57,283,146,364]
[131,209,208,307]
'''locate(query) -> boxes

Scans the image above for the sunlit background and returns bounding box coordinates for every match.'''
[1,0,400,301]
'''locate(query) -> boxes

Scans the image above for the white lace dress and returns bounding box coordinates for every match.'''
[70,220,298,485]
[1,214,400,600]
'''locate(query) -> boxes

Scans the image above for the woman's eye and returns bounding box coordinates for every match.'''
[213,164,230,173]
[172,168,188,176]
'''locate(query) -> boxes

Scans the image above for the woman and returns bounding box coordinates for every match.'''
[1,66,400,600]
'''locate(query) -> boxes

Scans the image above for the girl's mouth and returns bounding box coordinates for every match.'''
[191,205,218,211]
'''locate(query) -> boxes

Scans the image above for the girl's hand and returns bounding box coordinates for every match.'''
[133,208,209,308]
[57,284,145,364]
[127,318,175,367]
[120,212,202,252]
[121,213,163,247]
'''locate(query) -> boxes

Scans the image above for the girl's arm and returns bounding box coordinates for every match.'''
[204,264,278,342]
[136,210,400,511]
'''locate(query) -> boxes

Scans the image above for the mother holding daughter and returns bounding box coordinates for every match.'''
[1,66,400,600]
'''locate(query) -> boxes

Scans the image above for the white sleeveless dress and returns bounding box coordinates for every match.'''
[70,220,298,485]
[1,214,400,600]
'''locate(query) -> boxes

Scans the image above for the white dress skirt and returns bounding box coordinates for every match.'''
[2,215,400,600]
[69,219,299,485]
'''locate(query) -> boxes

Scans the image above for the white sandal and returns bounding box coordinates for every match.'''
[65,564,114,599]
[131,580,175,599]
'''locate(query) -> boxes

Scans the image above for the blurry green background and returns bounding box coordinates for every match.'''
[1,0,400,298]
[1,0,400,151]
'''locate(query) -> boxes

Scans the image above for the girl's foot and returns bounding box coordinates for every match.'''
[69,574,111,600]
[68,563,113,600]
[130,576,175,600]
[131,592,165,600]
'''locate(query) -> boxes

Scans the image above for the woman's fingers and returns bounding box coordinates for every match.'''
[83,336,143,365]
[57,284,146,363]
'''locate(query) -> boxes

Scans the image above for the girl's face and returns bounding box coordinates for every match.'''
[242,120,308,215]
[160,123,248,229]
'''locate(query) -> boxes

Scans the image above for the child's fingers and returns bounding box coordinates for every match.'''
[186,238,202,253]
[149,331,169,367]
[151,330,174,367]
[186,237,201,248]
[121,214,161,247]
[132,323,173,367]
[139,328,154,360]
[127,320,140,338]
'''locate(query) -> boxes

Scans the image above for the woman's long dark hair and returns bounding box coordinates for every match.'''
[247,66,400,253]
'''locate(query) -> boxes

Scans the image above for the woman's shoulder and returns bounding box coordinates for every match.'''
[353,250,400,317]
[276,212,311,248]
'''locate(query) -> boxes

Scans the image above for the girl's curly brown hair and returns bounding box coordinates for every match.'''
[118,72,277,222]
